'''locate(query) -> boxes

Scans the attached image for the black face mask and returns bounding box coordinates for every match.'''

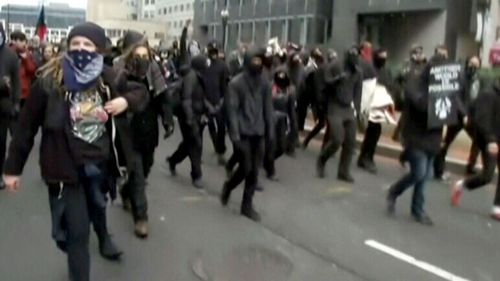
[276,77,289,89]
[130,57,150,78]
[373,57,386,69]
[248,63,263,76]
[466,66,479,77]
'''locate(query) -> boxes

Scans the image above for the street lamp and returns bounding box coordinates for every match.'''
[221,0,229,52]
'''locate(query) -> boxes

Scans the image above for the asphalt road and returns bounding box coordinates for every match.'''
[0,129,498,281]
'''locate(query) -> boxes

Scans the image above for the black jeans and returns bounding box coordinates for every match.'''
[48,183,90,281]
[389,148,434,217]
[464,137,500,206]
[170,119,203,181]
[264,117,288,176]
[207,111,226,155]
[318,104,357,177]
[296,94,311,131]
[225,136,264,210]
[121,151,148,222]
[359,121,382,164]
[434,124,472,177]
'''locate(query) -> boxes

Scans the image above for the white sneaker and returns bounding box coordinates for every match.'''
[491,206,500,221]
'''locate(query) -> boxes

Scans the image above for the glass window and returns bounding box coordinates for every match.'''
[174,22,177,28]
[164,8,167,14]
[288,18,302,44]
[154,32,164,39]
[241,23,253,44]
[145,0,149,5]
[144,12,148,18]
[180,4,184,12]
[186,3,191,10]
[151,0,155,4]
[174,5,178,12]
[169,6,172,13]
[254,21,267,45]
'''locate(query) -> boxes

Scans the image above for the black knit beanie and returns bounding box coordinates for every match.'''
[122,30,147,52]
[67,22,106,51]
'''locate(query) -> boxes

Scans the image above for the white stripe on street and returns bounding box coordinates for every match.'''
[364,240,470,281]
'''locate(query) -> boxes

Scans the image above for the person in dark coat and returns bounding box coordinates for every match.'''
[263,67,298,179]
[228,43,247,78]
[0,23,21,190]
[358,48,396,174]
[316,46,362,183]
[2,22,148,281]
[167,55,208,189]
[451,76,500,220]
[387,52,466,226]
[220,47,274,222]
[113,30,174,239]
[204,40,229,164]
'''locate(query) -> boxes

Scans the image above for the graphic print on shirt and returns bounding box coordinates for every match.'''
[69,91,109,144]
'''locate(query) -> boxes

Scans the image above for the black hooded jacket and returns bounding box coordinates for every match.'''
[226,47,275,142]
[180,55,207,127]
[323,56,363,113]
[472,79,500,144]
[0,23,21,113]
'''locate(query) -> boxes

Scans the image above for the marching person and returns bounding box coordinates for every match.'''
[2,22,148,281]
[114,30,174,238]
[0,23,21,190]
[221,47,274,222]
[167,55,208,189]
[9,31,36,107]
[316,46,362,183]
[387,51,465,226]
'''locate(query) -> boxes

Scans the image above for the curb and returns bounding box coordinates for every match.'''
[303,125,470,175]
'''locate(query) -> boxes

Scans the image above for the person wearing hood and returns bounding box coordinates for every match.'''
[358,48,396,174]
[220,47,274,222]
[0,23,21,190]
[451,75,500,221]
[263,67,298,179]
[2,22,149,280]
[204,40,229,165]
[316,46,362,183]
[167,54,208,189]
[113,30,174,238]
[387,49,466,226]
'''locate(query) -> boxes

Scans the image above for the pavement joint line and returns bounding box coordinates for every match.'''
[364,240,470,281]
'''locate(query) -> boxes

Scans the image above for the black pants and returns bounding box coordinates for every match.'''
[207,111,226,155]
[467,140,481,171]
[170,119,203,181]
[434,124,472,178]
[225,136,264,210]
[303,113,328,148]
[0,118,9,176]
[264,117,288,176]
[359,121,382,164]
[319,105,357,177]
[296,95,311,131]
[121,150,148,222]
[464,137,500,206]
[48,183,90,281]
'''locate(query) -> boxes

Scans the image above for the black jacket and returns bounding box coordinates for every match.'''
[226,70,275,142]
[204,58,229,106]
[323,62,362,113]
[4,66,148,184]
[180,57,207,128]
[473,81,500,144]
[0,45,21,113]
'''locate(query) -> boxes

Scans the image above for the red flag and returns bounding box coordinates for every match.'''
[35,5,47,41]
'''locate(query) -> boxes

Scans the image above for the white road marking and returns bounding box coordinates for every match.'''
[364,240,470,281]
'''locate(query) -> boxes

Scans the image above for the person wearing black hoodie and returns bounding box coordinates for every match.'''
[387,51,465,226]
[167,55,208,189]
[0,23,21,190]
[220,47,274,222]
[204,40,229,165]
[451,76,500,221]
[358,48,396,174]
[316,46,362,182]
[113,30,174,238]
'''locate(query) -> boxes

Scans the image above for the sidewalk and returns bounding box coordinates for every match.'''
[303,118,475,175]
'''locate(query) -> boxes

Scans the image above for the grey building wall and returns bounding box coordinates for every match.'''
[0,4,85,29]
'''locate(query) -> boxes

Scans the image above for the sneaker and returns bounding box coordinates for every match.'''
[490,206,500,221]
[134,221,148,239]
[451,180,464,207]
[358,159,377,174]
[435,173,450,181]
[255,185,264,192]
[316,160,325,178]
[412,213,434,226]
[266,173,279,182]
[386,192,396,216]
[338,173,355,183]
[192,179,204,190]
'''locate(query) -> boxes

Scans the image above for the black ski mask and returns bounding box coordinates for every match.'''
[274,71,290,89]
[130,57,150,78]
[373,55,387,69]
[244,47,265,77]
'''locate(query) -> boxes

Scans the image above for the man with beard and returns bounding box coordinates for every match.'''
[0,23,20,189]
[167,55,208,189]
[220,47,274,222]
[204,40,229,165]
[316,46,362,182]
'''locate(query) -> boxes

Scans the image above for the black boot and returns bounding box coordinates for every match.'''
[241,186,260,222]
[98,234,123,261]
[338,173,355,183]
[316,159,325,178]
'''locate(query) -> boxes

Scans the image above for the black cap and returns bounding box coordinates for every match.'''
[68,22,106,51]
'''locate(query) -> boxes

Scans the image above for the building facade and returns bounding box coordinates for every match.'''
[87,0,168,47]
[0,3,85,43]
[155,0,195,44]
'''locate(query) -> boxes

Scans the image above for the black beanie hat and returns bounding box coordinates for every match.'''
[122,30,147,52]
[68,22,106,51]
